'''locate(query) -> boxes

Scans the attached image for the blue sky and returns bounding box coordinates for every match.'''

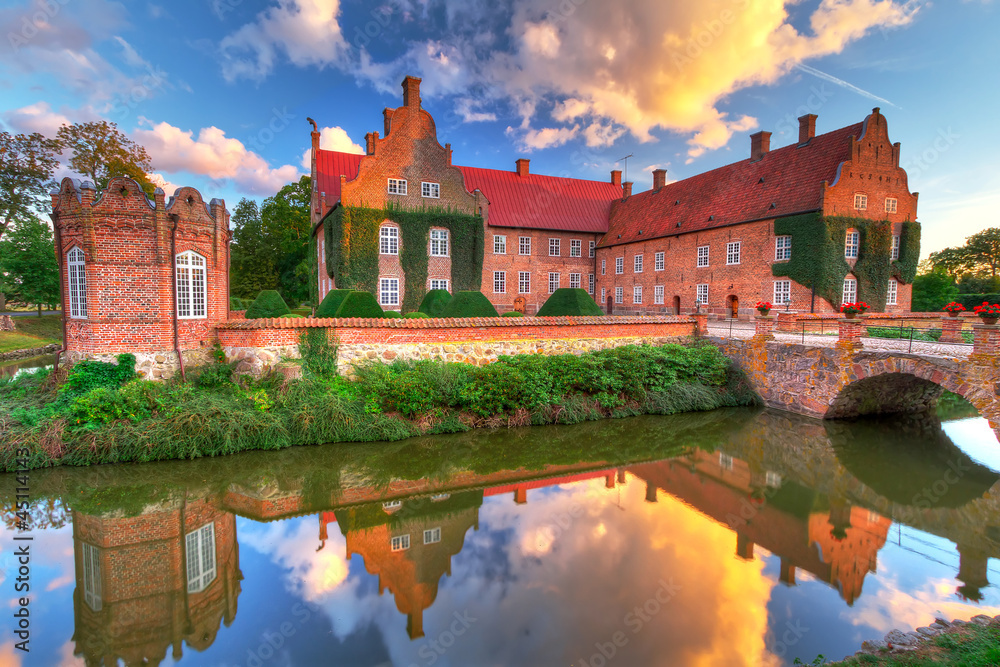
[1,0,997,257]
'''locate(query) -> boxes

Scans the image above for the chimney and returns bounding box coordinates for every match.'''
[365,131,379,155]
[611,170,622,186]
[445,143,452,167]
[798,114,817,145]
[652,169,667,190]
[622,182,633,198]
[750,130,771,161]
[515,158,530,177]
[401,75,421,108]
[383,108,395,136]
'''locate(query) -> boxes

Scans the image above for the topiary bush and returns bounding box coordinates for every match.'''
[382,311,402,318]
[316,289,353,318]
[403,312,429,319]
[229,297,246,310]
[439,291,499,318]
[279,314,304,318]
[418,289,453,317]
[334,291,384,318]
[245,290,291,319]
[502,311,524,317]
[537,288,603,316]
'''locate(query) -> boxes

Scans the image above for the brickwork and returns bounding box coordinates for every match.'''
[52,176,230,363]
[941,316,964,343]
[973,325,1000,357]
[754,316,775,341]
[838,319,865,351]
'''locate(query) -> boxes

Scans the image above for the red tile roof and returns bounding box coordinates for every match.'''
[457,166,620,233]
[600,122,863,248]
[315,148,620,233]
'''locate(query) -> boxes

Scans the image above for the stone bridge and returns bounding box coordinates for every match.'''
[719,323,1000,431]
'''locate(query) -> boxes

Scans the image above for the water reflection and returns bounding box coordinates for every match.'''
[5,408,1000,665]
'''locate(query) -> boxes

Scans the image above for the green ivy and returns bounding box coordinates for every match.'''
[773,213,914,311]
[323,204,484,313]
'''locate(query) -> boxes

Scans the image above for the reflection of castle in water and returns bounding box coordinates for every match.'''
[66,414,1000,660]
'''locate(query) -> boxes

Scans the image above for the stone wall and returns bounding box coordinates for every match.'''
[64,347,215,380]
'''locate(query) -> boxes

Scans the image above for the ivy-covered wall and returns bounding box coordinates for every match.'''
[324,204,484,312]
[772,214,920,311]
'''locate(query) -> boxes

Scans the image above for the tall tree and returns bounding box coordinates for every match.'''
[0,217,60,315]
[929,228,1000,280]
[0,131,61,242]
[56,121,155,196]
[229,199,279,299]
[260,176,312,305]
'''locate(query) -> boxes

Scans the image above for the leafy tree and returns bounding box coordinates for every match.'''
[0,131,61,242]
[229,199,279,299]
[0,217,60,315]
[261,176,312,305]
[910,269,958,312]
[929,228,1000,280]
[56,121,155,196]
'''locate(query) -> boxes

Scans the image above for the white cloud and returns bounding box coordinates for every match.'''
[299,125,364,169]
[219,0,349,82]
[2,101,76,135]
[455,98,496,123]
[507,124,579,152]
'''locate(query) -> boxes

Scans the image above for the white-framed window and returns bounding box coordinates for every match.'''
[382,501,402,511]
[654,285,664,304]
[429,279,449,291]
[615,257,624,274]
[570,239,582,257]
[719,453,733,471]
[589,241,596,258]
[765,471,782,488]
[81,542,101,611]
[493,235,506,255]
[887,278,898,306]
[185,523,216,593]
[424,528,442,545]
[519,236,531,255]
[885,197,897,214]
[549,238,561,256]
[634,255,643,273]
[421,181,440,198]
[519,272,531,293]
[380,278,400,306]
[697,246,710,267]
[845,231,859,259]
[696,283,709,305]
[891,235,900,261]
[654,252,664,271]
[176,251,207,319]
[494,271,506,294]
[601,287,606,303]
[391,534,410,552]
[726,241,741,265]
[67,246,88,319]
[588,274,595,294]
[388,178,407,195]
[430,229,449,257]
[548,272,559,294]
[615,286,623,304]
[570,273,581,289]
[633,285,642,304]
[775,235,792,261]
[773,280,791,306]
[843,278,857,303]
[380,225,399,255]
[854,193,867,210]
[601,259,606,275]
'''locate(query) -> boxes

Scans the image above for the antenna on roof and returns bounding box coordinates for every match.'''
[617,153,633,186]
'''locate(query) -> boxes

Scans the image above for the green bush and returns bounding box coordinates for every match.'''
[403,312,429,319]
[382,311,402,318]
[537,288,604,317]
[299,329,338,379]
[246,290,292,319]
[316,289,353,318]
[62,354,137,397]
[279,314,304,318]
[958,293,1000,310]
[502,311,524,317]
[418,289,453,317]
[439,291,499,318]
[69,386,149,425]
[195,363,234,388]
[334,291,384,318]
[229,297,246,310]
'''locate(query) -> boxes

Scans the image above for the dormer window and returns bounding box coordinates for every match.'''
[388,178,407,195]
[421,182,440,198]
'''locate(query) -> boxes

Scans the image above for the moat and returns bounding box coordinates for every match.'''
[3,405,999,666]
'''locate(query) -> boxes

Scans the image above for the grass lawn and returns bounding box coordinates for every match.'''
[821,620,1000,666]
[0,315,62,353]
[0,333,57,354]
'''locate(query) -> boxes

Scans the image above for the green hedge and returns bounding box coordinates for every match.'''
[382,311,402,319]
[316,289,353,318]
[958,294,1000,309]
[418,289,453,317]
[403,312,429,319]
[537,288,604,316]
[245,290,291,319]
[334,291,384,318]
[439,291,499,318]
[229,297,247,310]
[502,311,524,317]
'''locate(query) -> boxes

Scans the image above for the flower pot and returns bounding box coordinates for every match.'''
[947,311,960,318]
[757,309,770,317]
[980,316,999,326]
[842,311,859,319]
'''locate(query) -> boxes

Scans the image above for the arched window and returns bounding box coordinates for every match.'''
[176,251,207,319]
[67,246,88,319]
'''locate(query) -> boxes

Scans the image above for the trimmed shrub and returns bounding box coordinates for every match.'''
[537,288,604,317]
[439,291,499,318]
[334,291,384,318]
[382,311,402,319]
[229,296,245,310]
[958,293,1000,310]
[418,289,453,317]
[315,289,352,318]
[403,312,429,319]
[279,314,304,318]
[246,290,291,319]
[502,311,524,317]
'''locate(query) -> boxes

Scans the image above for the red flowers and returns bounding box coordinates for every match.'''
[755,301,774,310]
[973,301,1000,317]
[840,302,869,315]
[942,302,966,314]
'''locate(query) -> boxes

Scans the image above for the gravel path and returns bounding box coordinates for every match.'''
[707,323,973,359]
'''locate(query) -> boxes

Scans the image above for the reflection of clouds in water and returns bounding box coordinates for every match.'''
[0,523,75,610]
[57,640,84,667]
[240,519,349,602]
[942,418,1000,473]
